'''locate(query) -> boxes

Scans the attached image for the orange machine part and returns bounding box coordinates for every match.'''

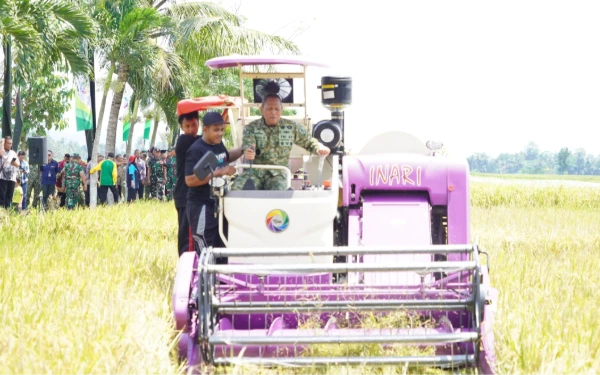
[176,95,237,116]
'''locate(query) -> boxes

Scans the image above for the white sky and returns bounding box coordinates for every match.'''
[56,0,600,159]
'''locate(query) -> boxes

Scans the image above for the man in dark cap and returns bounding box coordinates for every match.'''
[185,111,243,261]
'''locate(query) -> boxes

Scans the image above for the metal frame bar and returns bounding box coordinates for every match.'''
[215,298,473,314]
[209,332,478,345]
[240,72,306,79]
[234,164,292,188]
[205,261,476,275]
[243,102,305,108]
[212,244,474,257]
[214,354,475,367]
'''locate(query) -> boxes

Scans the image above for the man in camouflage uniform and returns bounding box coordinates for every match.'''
[231,94,330,190]
[165,147,176,201]
[147,147,166,199]
[63,153,87,210]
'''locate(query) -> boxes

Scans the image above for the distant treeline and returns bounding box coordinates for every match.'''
[467,142,600,175]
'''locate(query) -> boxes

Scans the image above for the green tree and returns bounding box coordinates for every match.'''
[467,152,496,173]
[523,141,540,161]
[556,147,571,174]
[0,0,95,145]
[538,151,556,173]
[571,148,586,175]
[496,152,524,174]
[10,63,73,151]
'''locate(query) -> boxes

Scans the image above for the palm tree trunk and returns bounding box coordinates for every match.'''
[2,36,12,137]
[105,61,128,155]
[12,88,23,150]
[150,117,159,148]
[85,46,97,157]
[126,99,140,156]
[96,60,114,145]
[89,59,116,208]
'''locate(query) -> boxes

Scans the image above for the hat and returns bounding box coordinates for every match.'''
[129,155,136,163]
[168,146,175,152]
[72,153,81,159]
[202,111,229,126]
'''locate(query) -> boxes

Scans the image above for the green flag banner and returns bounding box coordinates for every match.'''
[122,121,131,142]
[74,76,93,131]
[144,119,151,140]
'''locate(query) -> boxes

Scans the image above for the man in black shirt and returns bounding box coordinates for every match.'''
[185,112,242,260]
[174,110,201,256]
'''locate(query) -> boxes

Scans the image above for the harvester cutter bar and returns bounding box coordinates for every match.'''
[212,244,474,257]
[215,284,473,293]
[214,354,475,367]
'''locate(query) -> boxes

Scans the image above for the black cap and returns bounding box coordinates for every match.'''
[202,111,229,126]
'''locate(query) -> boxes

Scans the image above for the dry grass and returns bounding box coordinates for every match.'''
[1,181,599,374]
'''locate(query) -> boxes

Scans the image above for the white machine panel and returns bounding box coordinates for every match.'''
[223,156,339,265]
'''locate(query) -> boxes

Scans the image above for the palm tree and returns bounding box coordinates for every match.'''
[151,1,301,145]
[101,0,301,155]
[0,0,95,146]
[87,0,300,207]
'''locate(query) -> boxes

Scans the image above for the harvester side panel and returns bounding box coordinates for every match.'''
[446,158,470,262]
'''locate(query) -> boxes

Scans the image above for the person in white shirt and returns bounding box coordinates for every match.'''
[0,136,20,209]
[17,150,30,210]
[134,149,147,200]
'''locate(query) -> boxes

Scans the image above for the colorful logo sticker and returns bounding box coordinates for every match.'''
[266,209,289,233]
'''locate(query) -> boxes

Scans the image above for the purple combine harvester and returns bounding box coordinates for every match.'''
[172,55,498,374]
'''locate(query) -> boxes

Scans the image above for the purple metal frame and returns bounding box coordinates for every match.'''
[205,55,330,69]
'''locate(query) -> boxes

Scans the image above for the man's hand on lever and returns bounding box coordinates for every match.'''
[317,143,330,157]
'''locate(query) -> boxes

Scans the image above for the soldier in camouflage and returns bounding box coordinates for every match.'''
[147,147,166,199]
[231,94,330,190]
[63,153,87,210]
[165,147,176,201]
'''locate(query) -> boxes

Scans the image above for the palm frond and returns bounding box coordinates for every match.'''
[45,0,96,39]
[151,46,184,92]
[167,1,241,25]
[0,17,40,50]
[55,31,90,74]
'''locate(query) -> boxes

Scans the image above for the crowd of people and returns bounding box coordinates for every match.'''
[0,136,178,212]
[2,93,331,261]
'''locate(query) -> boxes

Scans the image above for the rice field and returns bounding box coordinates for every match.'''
[471,173,600,183]
[1,179,599,374]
